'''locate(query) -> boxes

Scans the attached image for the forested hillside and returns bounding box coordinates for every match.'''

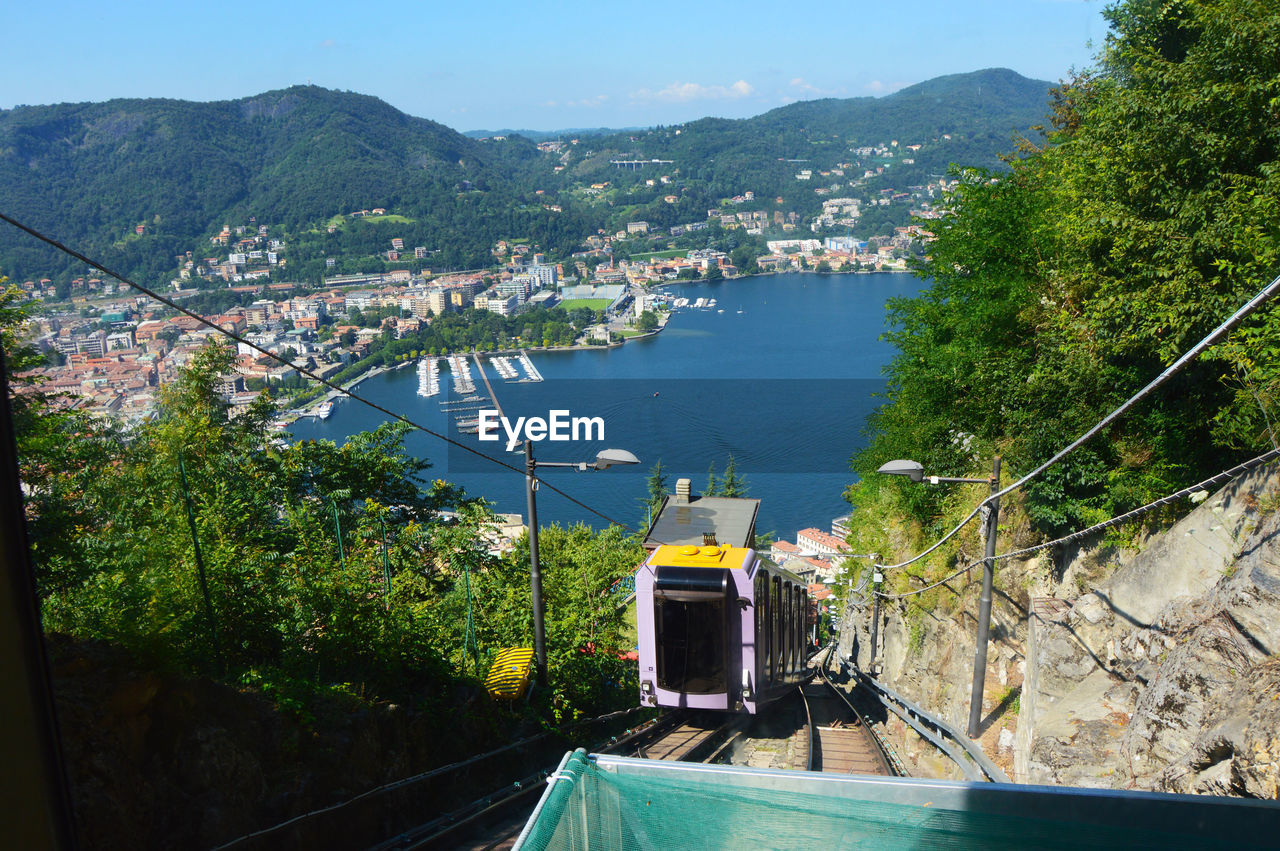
[562,68,1051,227]
[848,0,1280,562]
[0,86,561,280]
[0,69,1052,286]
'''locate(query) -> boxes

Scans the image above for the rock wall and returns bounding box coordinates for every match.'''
[1018,465,1280,795]
[839,534,1031,777]
[842,463,1280,797]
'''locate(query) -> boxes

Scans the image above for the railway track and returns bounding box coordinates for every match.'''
[611,674,896,777]
[798,681,894,775]
[381,666,900,848]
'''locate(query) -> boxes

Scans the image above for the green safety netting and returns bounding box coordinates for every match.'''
[516,750,1279,850]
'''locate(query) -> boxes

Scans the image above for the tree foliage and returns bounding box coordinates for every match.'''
[852,0,1280,536]
[14,332,638,717]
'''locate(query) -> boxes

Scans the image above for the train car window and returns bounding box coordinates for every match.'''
[655,596,728,695]
[781,579,792,675]
[783,583,792,674]
[755,572,770,686]
[788,588,798,665]
[788,583,798,670]
[771,576,782,684]
[786,582,796,673]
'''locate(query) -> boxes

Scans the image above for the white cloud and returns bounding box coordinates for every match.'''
[865,79,913,95]
[789,77,836,96]
[631,79,755,103]
[319,39,338,49]
[568,94,608,108]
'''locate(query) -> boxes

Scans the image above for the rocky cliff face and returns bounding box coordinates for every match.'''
[1019,465,1280,795]
[844,464,1280,798]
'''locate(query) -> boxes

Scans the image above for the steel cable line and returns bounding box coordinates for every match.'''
[878,270,1280,572]
[876,447,1280,600]
[0,211,648,536]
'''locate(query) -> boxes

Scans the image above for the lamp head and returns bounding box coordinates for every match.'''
[877,459,924,483]
[593,448,640,470]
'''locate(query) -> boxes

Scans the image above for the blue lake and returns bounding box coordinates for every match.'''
[287,271,925,539]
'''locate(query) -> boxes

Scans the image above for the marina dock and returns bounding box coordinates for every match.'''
[447,354,475,395]
[518,350,543,382]
[416,356,441,397]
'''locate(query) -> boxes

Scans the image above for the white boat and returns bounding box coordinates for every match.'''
[493,356,519,380]
[316,401,334,420]
[417,357,441,397]
[447,354,475,395]
[518,350,544,382]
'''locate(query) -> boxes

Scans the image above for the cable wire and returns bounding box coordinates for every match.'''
[879,270,1280,572]
[876,447,1280,600]
[0,211,649,536]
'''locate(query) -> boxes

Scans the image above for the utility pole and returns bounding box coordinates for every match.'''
[967,456,1001,740]
[868,556,882,676]
[524,440,547,686]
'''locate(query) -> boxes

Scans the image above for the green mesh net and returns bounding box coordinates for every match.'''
[517,751,1277,850]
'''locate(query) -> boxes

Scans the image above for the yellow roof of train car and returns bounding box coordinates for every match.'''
[649,544,753,569]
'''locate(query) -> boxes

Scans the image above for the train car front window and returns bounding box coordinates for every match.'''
[655,597,728,694]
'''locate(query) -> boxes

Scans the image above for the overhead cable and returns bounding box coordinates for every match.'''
[876,446,1280,600]
[879,270,1280,572]
[0,212,646,536]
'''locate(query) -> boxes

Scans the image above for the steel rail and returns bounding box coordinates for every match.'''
[847,661,1009,783]
[815,648,900,776]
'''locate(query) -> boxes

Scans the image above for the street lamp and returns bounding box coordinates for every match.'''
[878,456,1001,739]
[525,441,639,685]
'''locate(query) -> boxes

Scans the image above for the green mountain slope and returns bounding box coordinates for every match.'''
[0,86,545,282]
[0,70,1053,285]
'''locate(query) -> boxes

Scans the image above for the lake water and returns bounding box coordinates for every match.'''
[287,271,925,539]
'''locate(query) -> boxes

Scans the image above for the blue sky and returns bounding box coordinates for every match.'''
[2,1,1109,131]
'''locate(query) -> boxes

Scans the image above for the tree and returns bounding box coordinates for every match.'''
[720,455,747,498]
[641,460,668,528]
[849,0,1280,535]
[635,310,658,332]
[705,265,723,282]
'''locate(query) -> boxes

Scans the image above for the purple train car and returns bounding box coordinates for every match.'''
[636,544,811,713]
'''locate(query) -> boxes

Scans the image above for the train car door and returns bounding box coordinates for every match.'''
[653,567,732,695]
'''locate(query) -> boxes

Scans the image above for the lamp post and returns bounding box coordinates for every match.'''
[878,456,1001,739]
[525,441,640,685]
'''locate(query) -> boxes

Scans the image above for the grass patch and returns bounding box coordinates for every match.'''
[625,248,684,261]
[365,214,414,224]
[558,298,611,311]
[619,329,648,338]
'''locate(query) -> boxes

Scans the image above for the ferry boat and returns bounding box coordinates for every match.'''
[316,401,333,420]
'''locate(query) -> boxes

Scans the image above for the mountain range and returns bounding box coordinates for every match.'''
[0,68,1053,286]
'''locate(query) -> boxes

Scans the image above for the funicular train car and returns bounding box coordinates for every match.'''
[635,543,810,713]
